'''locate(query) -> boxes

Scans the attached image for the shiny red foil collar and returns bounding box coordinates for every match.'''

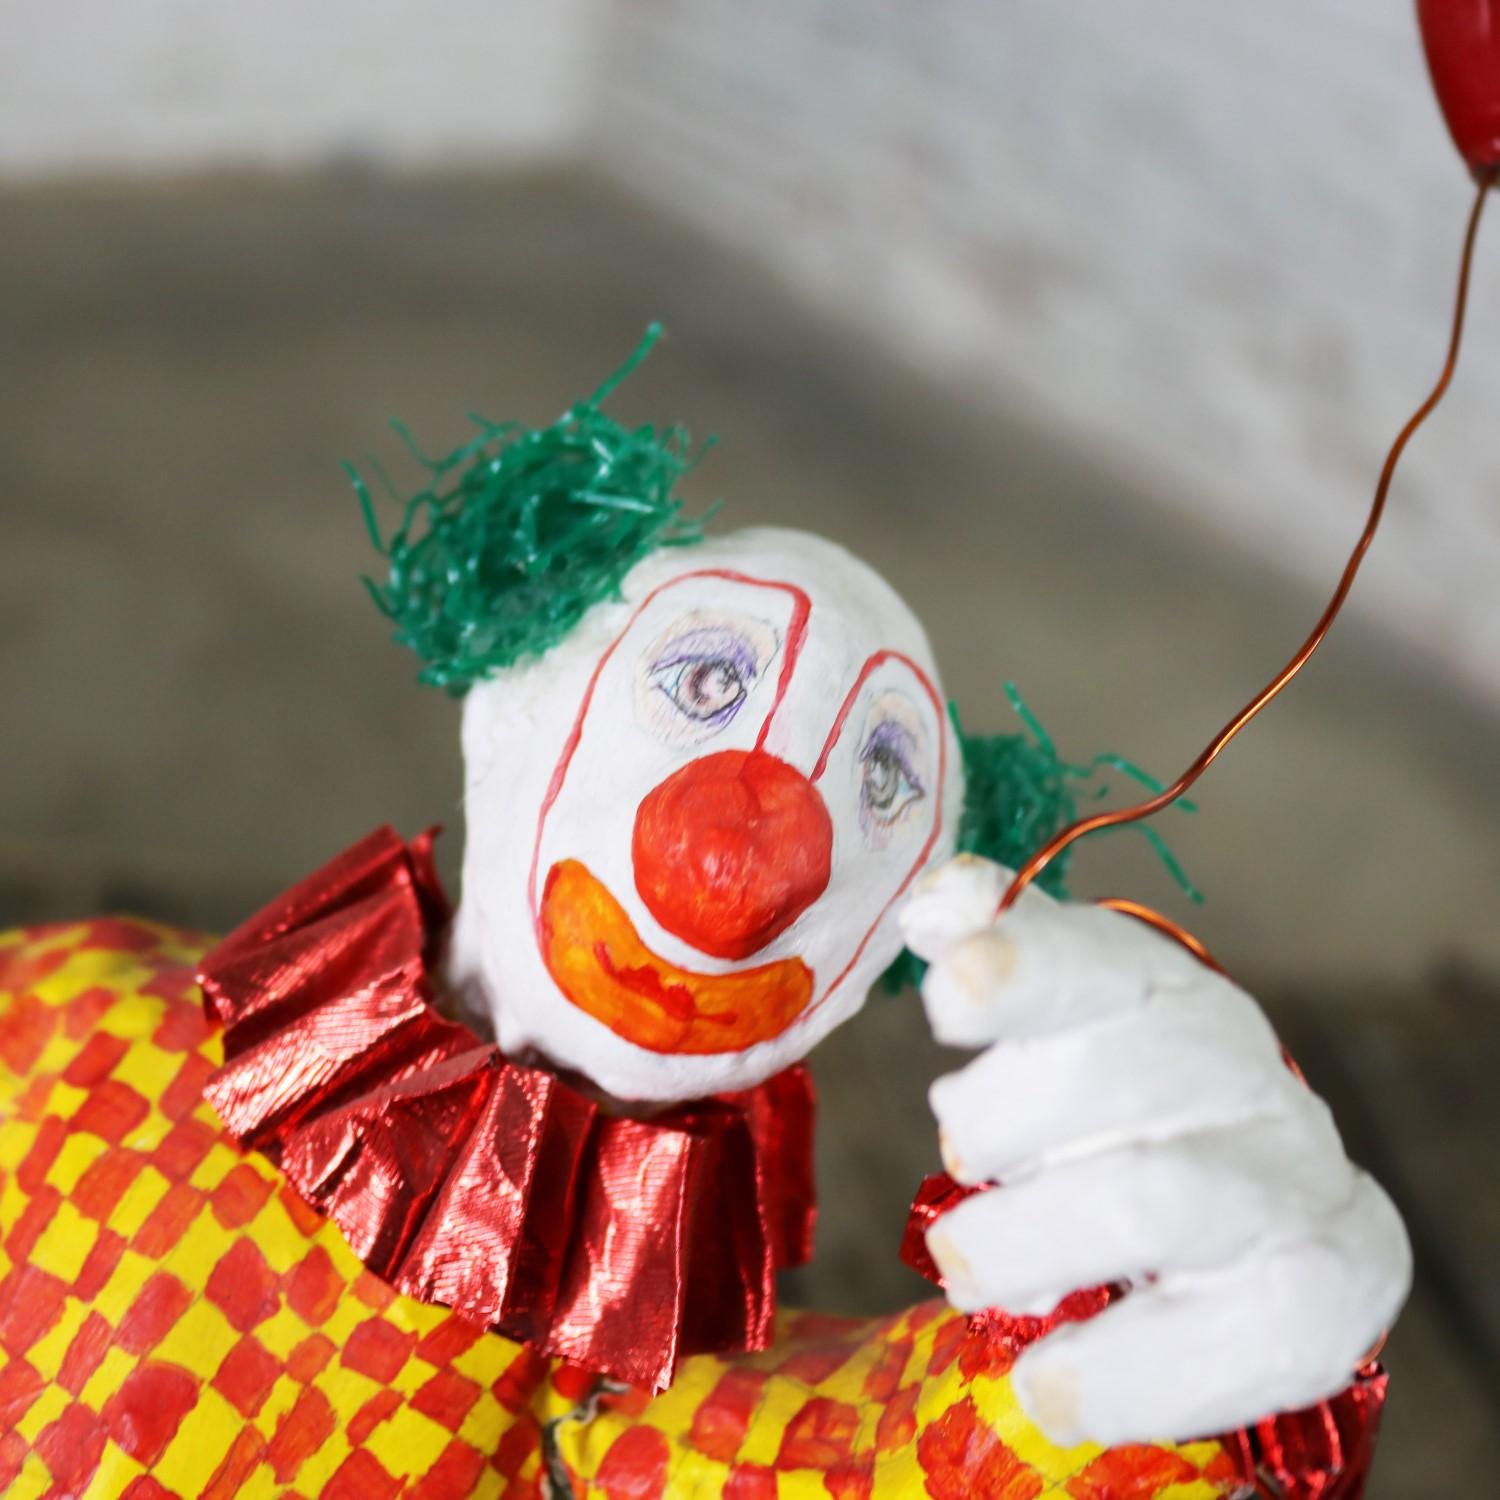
[198,826,815,1391]
[904,1173,1388,1500]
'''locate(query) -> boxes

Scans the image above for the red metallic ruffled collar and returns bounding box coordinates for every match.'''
[197,826,814,1391]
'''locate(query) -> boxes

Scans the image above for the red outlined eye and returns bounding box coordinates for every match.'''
[635,613,779,745]
[651,638,755,724]
[800,651,948,1018]
[860,721,925,827]
[854,691,930,846]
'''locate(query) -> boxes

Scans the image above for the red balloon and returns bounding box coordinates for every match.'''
[1417,0,1500,171]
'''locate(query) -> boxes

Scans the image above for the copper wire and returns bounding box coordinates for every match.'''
[998,167,1496,924]
[992,173,1492,1386]
[1094,897,1226,974]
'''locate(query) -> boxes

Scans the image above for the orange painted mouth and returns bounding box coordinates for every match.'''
[539,859,814,1055]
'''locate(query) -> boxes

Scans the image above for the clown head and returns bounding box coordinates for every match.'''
[446,527,962,1101]
[360,331,1090,1104]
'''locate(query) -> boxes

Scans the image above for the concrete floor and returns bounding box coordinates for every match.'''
[3,169,1497,1495]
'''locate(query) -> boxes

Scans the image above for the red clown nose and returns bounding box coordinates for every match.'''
[1418,0,1500,171]
[633,750,834,961]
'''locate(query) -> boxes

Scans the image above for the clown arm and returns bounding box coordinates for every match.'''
[898,855,1413,1448]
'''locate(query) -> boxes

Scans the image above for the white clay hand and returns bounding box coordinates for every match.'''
[898,855,1412,1448]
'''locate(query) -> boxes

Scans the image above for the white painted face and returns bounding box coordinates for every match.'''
[446,527,962,1102]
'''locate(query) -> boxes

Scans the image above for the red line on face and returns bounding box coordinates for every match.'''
[805,648,949,1014]
[527,569,813,940]
[753,587,811,753]
[810,650,941,783]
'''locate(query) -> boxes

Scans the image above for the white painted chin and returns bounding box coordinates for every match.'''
[444,526,963,1104]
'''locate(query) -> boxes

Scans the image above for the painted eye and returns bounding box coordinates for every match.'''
[653,656,748,723]
[636,617,777,745]
[859,723,925,828]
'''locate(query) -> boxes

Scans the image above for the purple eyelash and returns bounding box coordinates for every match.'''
[860,720,924,797]
[650,629,759,683]
[650,628,758,727]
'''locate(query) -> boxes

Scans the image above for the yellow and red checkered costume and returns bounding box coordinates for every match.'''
[0,911,1385,1497]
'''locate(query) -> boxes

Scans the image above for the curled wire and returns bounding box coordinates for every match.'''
[999,167,1496,941]
[1028,174,1492,1376]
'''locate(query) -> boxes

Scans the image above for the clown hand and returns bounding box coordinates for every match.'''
[897,855,1411,1449]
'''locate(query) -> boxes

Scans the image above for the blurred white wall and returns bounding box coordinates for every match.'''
[1,0,601,171]
[5,0,1499,707]
[595,0,1500,710]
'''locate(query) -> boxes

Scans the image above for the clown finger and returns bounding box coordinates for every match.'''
[930,982,1291,1185]
[926,1099,1348,1316]
[1007,1172,1412,1447]
[904,864,1213,1050]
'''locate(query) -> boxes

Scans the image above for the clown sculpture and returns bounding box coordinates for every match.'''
[0,337,1409,1498]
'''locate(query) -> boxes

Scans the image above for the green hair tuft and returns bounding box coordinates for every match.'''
[352,325,710,693]
[878,684,1198,993]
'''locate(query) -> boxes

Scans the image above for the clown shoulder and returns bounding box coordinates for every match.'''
[0,347,1409,1499]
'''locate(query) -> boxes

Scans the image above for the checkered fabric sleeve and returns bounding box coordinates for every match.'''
[0,919,1245,1499]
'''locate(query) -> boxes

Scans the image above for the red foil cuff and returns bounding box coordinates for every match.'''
[199,826,814,1391]
[904,1171,1388,1499]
